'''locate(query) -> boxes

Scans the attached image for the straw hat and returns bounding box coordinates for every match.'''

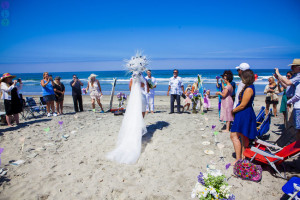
[288,59,300,66]
[0,73,16,82]
[88,73,98,80]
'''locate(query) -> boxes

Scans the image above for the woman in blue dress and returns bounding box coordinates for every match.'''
[230,69,258,164]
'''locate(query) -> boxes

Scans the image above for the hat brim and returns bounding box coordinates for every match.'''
[0,75,16,82]
[289,64,300,66]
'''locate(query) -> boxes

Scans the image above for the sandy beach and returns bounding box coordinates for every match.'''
[0,94,299,200]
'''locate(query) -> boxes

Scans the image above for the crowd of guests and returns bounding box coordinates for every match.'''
[1,59,299,163]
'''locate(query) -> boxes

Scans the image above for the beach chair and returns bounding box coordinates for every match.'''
[243,140,300,179]
[282,177,300,199]
[256,109,272,138]
[23,97,46,119]
[256,106,265,126]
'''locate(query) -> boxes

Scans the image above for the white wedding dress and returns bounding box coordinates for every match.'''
[106,73,147,164]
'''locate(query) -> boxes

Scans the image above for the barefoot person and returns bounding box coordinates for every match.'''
[216,71,234,132]
[53,76,65,115]
[230,69,258,164]
[0,73,23,126]
[264,77,279,117]
[107,52,148,164]
[86,74,104,113]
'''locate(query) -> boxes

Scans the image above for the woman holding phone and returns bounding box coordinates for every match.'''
[41,72,57,117]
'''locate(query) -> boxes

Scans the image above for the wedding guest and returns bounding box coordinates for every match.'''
[53,76,65,115]
[216,72,234,132]
[167,69,184,114]
[86,74,104,113]
[0,73,23,126]
[278,71,294,125]
[183,84,192,111]
[275,59,300,87]
[224,70,236,102]
[70,74,84,112]
[233,63,250,108]
[264,77,279,117]
[41,72,57,117]
[145,70,157,114]
[203,90,211,111]
[231,69,258,163]
[287,76,300,140]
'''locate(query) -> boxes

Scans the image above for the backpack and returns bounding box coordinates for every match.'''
[233,159,262,182]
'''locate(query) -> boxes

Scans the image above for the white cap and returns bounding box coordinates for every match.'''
[236,63,250,71]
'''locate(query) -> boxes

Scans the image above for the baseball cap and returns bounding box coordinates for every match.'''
[236,63,250,71]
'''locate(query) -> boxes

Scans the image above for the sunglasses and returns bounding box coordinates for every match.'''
[173,72,178,73]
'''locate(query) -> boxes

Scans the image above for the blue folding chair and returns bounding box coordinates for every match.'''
[256,106,265,126]
[23,97,46,119]
[282,177,300,199]
[257,109,272,137]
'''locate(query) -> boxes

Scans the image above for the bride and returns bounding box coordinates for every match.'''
[106,53,149,164]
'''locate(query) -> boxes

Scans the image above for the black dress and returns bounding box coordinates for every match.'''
[4,87,23,115]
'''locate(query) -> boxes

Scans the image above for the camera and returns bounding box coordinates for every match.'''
[17,78,21,83]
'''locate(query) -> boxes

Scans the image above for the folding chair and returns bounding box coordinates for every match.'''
[23,97,46,119]
[282,177,300,199]
[257,109,272,138]
[244,140,300,179]
[256,106,265,126]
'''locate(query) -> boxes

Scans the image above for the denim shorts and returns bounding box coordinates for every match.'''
[293,108,300,130]
[43,94,56,103]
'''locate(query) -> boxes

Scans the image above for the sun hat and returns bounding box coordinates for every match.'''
[236,63,250,71]
[88,73,98,80]
[0,73,16,82]
[288,59,300,66]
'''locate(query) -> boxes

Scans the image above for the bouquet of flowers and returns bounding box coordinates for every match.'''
[117,92,127,108]
[147,79,154,89]
[189,90,201,103]
[191,169,235,200]
[82,88,87,94]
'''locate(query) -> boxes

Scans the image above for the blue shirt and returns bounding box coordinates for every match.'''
[42,80,55,96]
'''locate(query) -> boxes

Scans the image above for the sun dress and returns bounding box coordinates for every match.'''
[203,93,211,109]
[231,85,258,140]
[220,85,234,121]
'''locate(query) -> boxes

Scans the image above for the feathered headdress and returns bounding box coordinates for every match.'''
[125,51,148,73]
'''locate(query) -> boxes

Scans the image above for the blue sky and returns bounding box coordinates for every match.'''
[0,0,299,73]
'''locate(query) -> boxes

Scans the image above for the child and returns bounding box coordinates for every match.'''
[183,84,192,111]
[203,89,211,111]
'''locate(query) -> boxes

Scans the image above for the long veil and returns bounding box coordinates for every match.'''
[106,75,147,164]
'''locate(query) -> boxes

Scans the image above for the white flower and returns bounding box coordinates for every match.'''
[209,169,222,177]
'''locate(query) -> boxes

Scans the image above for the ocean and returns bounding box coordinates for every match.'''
[12,69,289,96]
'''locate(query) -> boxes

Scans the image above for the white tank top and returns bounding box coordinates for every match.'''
[89,81,100,93]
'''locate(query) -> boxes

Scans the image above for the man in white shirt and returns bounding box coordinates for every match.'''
[167,69,184,114]
[145,70,157,114]
[233,63,250,109]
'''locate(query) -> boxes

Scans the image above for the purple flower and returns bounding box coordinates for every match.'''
[225,163,231,170]
[212,125,216,130]
[58,121,63,125]
[228,194,235,200]
[197,172,205,185]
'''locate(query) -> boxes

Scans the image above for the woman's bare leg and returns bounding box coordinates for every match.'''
[230,132,242,164]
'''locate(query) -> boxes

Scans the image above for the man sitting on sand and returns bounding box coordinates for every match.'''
[167,69,184,114]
